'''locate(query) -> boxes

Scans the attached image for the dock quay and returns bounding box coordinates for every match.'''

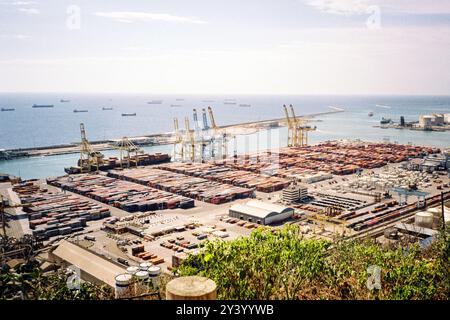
[0,108,344,160]
[2,138,448,277]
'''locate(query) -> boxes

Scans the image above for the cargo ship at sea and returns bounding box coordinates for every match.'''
[1,108,15,112]
[122,113,136,116]
[239,104,251,107]
[380,117,392,124]
[147,100,163,104]
[102,107,113,110]
[73,109,88,113]
[32,104,54,108]
[60,99,70,103]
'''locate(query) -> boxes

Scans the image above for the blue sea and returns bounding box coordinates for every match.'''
[1,93,449,179]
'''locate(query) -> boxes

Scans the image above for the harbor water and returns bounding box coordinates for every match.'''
[1,94,449,179]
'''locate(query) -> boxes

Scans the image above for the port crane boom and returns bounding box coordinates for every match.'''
[79,123,104,173]
[114,137,143,168]
[283,105,295,147]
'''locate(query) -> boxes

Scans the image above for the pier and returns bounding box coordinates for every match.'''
[0,108,344,160]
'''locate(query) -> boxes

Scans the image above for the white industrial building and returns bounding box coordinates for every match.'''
[229,200,294,225]
[282,184,308,203]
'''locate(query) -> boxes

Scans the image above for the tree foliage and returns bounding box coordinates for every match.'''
[0,260,114,300]
[176,225,450,300]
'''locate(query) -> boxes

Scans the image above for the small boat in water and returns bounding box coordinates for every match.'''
[73,109,88,113]
[102,107,113,110]
[32,104,54,108]
[368,112,374,117]
[239,104,251,107]
[60,99,70,103]
[147,100,163,104]
[122,113,136,116]
[1,107,15,112]
[380,117,392,124]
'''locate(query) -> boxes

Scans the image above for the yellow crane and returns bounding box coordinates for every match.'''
[283,104,295,147]
[114,137,143,168]
[79,123,104,173]
[289,104,316,147]
[207,106,230,159]
[184,117,196,162]
[173,117,184,161]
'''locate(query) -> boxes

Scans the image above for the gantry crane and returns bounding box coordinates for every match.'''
[289,104,316,147]
[79,123,104,173]
[114,137,144,168]
[208,106,230,159]
[173,117,184,161]
[184,117,196,162]
[283,105,295,147]
[282,105,316,147]
[202,108,209,130]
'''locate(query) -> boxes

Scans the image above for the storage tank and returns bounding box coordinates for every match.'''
[135,270,149,281]
[148,266,161,289]
[126,266,139,275]
[139,262,152,271]
[415,211,434,228]
[134,270,150,295]
[115,273,132,298]
[428,204,450,223]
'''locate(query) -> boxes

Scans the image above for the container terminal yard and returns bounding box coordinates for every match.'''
[1,105,449,292]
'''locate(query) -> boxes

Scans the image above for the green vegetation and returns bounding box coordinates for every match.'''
[176,225,450,300]
[0,261,114,300]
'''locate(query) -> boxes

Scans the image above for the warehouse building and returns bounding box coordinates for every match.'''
[229,200,294,225]
[50,240,125,288]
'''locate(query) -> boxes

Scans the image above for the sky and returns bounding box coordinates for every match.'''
[0,0,450,95]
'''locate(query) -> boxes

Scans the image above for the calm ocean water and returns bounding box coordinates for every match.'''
[1,94,449,179]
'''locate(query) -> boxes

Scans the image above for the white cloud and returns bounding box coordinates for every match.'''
[95,11,206,24]
[381,0,450,15]
[0,34,29,39]
[18,7,39,14]
[305,0,370,15]
[0,1,36,5]
[11,1,37,5]
[304,0,450,15]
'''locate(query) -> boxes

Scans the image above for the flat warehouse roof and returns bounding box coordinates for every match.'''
[52,240,125,287]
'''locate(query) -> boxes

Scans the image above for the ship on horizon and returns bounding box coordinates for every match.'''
[32,104,54,108]
[380,117,392,124]
[122,112,136,116]
[60,99,70,103]
[102,107,113,110]
[73,109,88,113]
[147,100,163,104]
[1,107,15,112]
